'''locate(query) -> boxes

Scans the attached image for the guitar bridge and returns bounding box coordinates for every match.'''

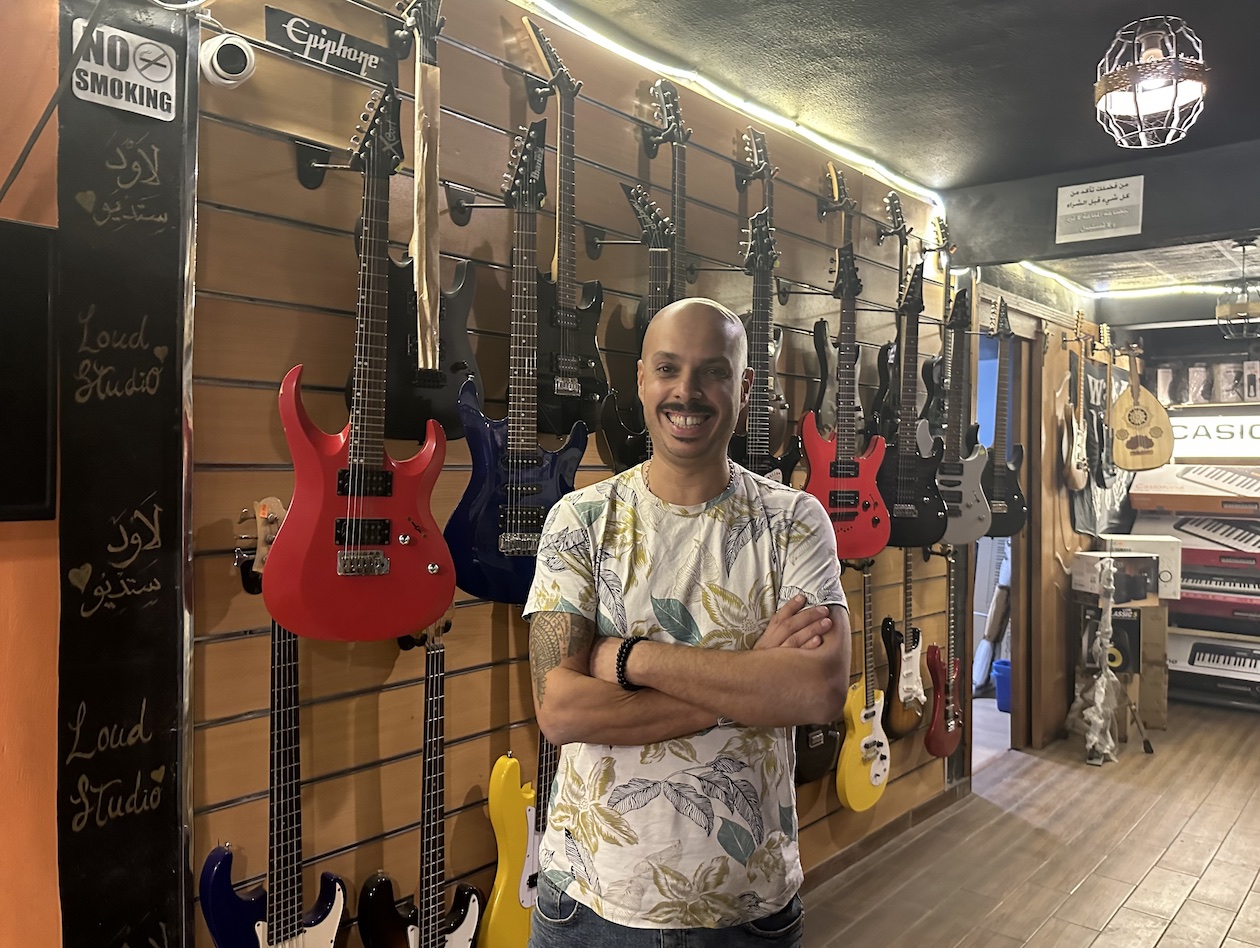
[337,550,390,575]
[499,533,540,556]
[991,501,1008,515]
[412,367,446,388]
[553,376,581,397]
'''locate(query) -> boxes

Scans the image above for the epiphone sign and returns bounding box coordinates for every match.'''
[264,6,397,83]
[1172,414,1260,460]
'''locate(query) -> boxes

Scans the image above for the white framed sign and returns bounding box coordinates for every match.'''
[1055,175,1143,244]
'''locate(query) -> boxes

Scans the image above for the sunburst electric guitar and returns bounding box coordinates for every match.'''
[200,498,348,948]
[484,737,561,947]
[882,549,926,739]
[800,163,889,561]
[357,619,483,948]
[264,88,455,641]
[836,566,891,812]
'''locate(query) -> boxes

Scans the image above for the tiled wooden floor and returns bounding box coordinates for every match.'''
[973,696,1010,772]
[803,701,1260,948]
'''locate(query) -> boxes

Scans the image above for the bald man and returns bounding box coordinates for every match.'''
[523,298,850,947]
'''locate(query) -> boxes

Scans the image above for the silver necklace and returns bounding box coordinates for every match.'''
[644,458,737,500]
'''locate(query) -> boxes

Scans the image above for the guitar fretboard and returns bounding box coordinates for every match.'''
[419,639,448,948]
[670,127,687,302]
[267,622,305,941]
[508,164,542,457]
[894,265,925,506]
[535,736,560,835]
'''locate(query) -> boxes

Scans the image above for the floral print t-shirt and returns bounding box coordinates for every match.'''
[523,463,846,928]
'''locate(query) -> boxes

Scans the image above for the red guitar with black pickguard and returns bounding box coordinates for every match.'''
[800,163,889,560]
[263,87,456,641]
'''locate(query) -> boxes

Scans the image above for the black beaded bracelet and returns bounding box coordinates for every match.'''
[616,636,646,691]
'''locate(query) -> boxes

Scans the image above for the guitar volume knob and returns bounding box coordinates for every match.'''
[398,534,412,545]
[427,563,440,574]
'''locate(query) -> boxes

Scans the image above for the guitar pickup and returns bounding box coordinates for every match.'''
[337,550,390,575]
[828,489,860,508]
[553,377,581,397]
[938,462,964,477]
[991,501,1008,515]
[552,354,580,375]
[939,490,963,504]
[829,460,859,479]
[505,483,543,497]
[551,308,579,331]
[498,505,545,533]
[334,518,391,545]
[499,533,540,556]
[337,467,393,497]
[412,367,446,388]
[894,503,917,518]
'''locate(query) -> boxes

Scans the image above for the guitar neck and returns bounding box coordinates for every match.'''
[895,280,924,496]
[509,198,540,454]
[993,335,1012,461]
[945,318,969,459]
[267,622,305,941]
[747,265,773,463]
[670,142,687,301]
[534,736,560,834]
[835,291,859,463]
[863,566,875,708]
[419,640,448,942]
[554,92,578,310]
[648,241,671,320]
[348,152,392,468]
[412,56,441,369]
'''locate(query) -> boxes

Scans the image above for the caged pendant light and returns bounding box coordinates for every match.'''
[1216,238,1260,340]
[1095,16,1207,149]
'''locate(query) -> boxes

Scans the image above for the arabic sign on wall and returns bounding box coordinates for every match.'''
[72,19,177,122]
[1055,175,1144,244]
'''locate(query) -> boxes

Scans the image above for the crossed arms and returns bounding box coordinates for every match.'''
[529,596,851,746]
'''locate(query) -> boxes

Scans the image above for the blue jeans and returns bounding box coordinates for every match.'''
[526,874,804,947]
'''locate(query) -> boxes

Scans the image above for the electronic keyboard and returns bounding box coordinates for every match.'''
[1174,516,1260,554]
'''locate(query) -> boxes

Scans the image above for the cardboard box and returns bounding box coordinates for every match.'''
[1130,463,1260,517]
[1138,604,1168,730]
[1100,533,1182,599]
[1071,551,1161,608]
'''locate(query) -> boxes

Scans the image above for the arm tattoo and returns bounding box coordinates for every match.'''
[529,613,594,706]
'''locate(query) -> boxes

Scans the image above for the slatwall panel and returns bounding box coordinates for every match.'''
[190,0,955,942]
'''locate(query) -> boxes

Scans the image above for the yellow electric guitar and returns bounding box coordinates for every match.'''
[484,735,561,946]
[1110,343,1173,471]
[836,565,890,812]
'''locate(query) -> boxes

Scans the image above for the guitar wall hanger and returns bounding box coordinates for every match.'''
[921,542,954,563]
[582,223,644,260]
[685,260,744,283]
[524,74,555,114]
[294,141,336,190]
[442,182,511,227]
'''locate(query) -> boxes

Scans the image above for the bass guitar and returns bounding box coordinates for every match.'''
[1110,342,1173,471]
[836,565,890,812]
[443,121,587,606]
[1062,311,1091,491]
[601,79,691,471]
[875,263,947,548]
[524,19,608,436]
[358,618,483,948]
[800,163,888,560]
[264,87,455,641]
[982,299,1028,537]
[937,288,992,545]
[361,0,480,441]
[600,184,673,472]
[924,548,963,758]
[882,549,925,739]
[200,498,348,947]
[483,737,561,947]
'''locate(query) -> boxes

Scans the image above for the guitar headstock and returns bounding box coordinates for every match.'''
[396,0,444,66]
[652,79,691,145]
[501,120,548,210]
[741,207,779,275]
[251,497,288,575]
[896,261,925,316]
[1099,322,1113,352]
[348,85,404,177]
[524,17,581,100]
[622,183,674,250]
[995,298,1013,338]
[883,192,908,240]
[945,287,970,330]
[739,127,776,186]
[832,246,862,300]
[932,216,952,253]
[823,161,856,212]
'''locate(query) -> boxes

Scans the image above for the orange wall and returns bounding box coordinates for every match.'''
[0,0,62,940]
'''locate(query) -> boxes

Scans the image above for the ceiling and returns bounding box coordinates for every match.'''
[1047,238,1257,293]
[565,0,1260,194]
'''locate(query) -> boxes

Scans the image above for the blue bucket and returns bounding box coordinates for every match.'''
[992,659,1011,713]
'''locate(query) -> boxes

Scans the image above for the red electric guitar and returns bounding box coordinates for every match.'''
[801,163,889,560]
[263,87,456,641]
[924,548,963,757]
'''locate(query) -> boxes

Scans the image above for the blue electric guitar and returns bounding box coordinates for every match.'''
[442,121,587,605]
[200,498,347,947]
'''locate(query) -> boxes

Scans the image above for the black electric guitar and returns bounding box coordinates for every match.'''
[729,206,801,481]
[524,19,608,436]
[358,618,483,948]
[355,0,480,440]
[866,192,911,441]
[876,263,947,547]
[982,299,1028,537]
[600,184,674,472]
[918,218,953,433]
[200,498,348,948]
[442,121,587,606]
